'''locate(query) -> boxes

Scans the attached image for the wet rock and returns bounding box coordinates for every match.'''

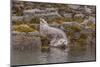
[12,33,41,50]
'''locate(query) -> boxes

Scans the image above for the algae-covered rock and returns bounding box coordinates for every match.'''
[12,24,37,32]
[62,22,95,46]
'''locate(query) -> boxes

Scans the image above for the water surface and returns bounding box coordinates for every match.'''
[11,34,96,65]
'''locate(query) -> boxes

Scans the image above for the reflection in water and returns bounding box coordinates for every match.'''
[11,44,95,65]
[39,48,68,64]
[67,45,96,62]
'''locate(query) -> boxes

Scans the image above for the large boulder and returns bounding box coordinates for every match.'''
[12,32,41,50]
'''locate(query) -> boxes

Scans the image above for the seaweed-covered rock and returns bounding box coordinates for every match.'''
[62,22,95,46]
[12,24,37,32]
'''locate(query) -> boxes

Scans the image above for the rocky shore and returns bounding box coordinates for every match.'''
[11,0,96,50]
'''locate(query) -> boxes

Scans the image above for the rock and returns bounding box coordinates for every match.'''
[88,16,96,24]
[12,32,41,50]
[81,16,96,25]
[63,13,73,18]
[68,5,80,10]
[12,24,37,32]
[60,21,95,45]
[84,6,92,14]
[23,8,61,22]
[12,31,40,37]
[12,16,24,22]
[74,13,84,18]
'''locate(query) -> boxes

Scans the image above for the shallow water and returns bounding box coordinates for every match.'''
[11,34,96,66]
[11,46,96,65]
